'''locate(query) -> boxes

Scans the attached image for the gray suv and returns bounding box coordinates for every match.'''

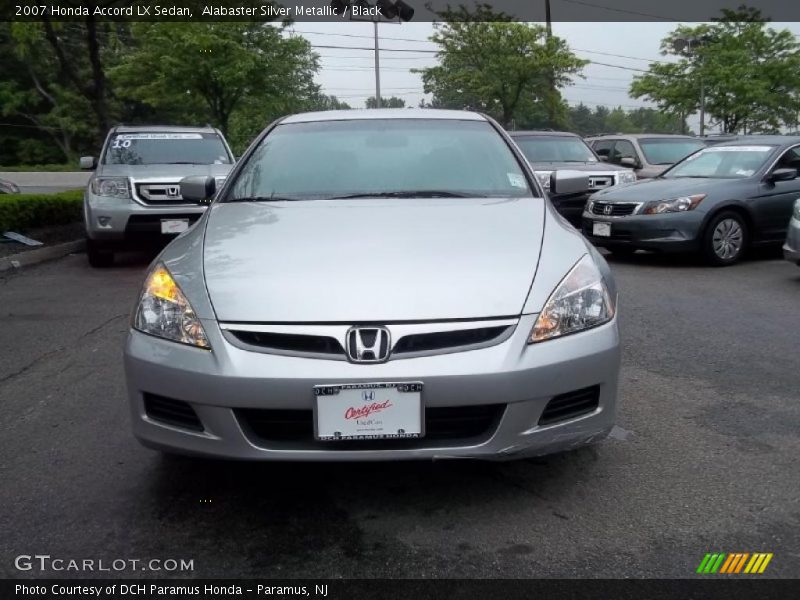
[586,134,705,179]
[509,130,636,225]
[81,125,235,267]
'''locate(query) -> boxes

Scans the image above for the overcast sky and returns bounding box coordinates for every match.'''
[286,21,800,133]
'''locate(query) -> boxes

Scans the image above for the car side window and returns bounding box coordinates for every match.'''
[774,146,800,173]
[593,140,614,160]
[610,140,637,165]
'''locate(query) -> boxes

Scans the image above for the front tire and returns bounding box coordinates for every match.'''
[702,211,747,266]
[86,238,114,268]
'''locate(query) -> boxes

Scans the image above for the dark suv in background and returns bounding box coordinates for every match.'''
[586,134,705,179]
[509,130,636,224]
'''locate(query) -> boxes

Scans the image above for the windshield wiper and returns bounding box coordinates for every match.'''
[330,190,473,199]
[162,161,206,165]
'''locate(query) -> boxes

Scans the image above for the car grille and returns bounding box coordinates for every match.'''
[588,175,615,190]
[143,393,204,431]
[224,323,514,360]
[538,386,600,426]
[590,201,638,216]
[236,404,505,449]
[135,183,196,205]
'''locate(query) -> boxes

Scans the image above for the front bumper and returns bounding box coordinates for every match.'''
[581,210,704,252]
[784,217,800,265]
[123,314,620,461]
[84,191,206,245]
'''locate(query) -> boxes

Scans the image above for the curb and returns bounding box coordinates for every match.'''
[0,239,85,273]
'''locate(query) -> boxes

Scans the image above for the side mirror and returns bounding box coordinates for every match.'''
[768,167,798,182]
[619,156,638,168]
[180,175,216,204]
[80,156,96,170]
[550,170,590,195]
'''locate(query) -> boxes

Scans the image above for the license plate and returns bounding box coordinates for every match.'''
[314,382,423,441]
[160,219,189,234]
[593,222,611,237]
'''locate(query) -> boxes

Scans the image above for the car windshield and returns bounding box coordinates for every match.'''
[663,145,776,179]
[513,135,598,163]
[103,132,231,165]
[226,119,533,201]
[639,138,706,165]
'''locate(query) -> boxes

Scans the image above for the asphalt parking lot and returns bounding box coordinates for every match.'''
[0,249,798,579]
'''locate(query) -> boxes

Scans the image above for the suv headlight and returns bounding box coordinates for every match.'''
[91,177,131,199]
[134,263,210,349]
[616,170,637,185]
[641,194,705,214]
[529,255,615,343]
[533,171,553,190]
[793,198,800,220]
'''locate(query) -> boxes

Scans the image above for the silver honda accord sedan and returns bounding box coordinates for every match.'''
[123,109,620,461]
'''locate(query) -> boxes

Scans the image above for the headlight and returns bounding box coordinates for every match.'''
[91,177,130,199]
[533,171,553,190]
[616,170,637,185]
[793,198,800,220]
[641,194,705,214]
[529,255,615,343]
[134,263,210,349]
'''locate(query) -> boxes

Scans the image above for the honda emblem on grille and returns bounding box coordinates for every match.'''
[603,204,613,215]
[166,186,180,198]
[346,327,391,363]
[362,390,376,402]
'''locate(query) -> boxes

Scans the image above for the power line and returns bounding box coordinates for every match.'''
[556,0,678,21]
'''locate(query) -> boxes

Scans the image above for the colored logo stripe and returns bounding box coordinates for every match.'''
[698,552,773,574]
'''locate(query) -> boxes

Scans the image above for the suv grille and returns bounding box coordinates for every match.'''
[143,393,203,431]
[591,201,638,216]
[136,183,196,205]
[538,386,600,426]
[236,404,505,449]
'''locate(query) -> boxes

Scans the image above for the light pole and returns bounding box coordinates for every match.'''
[332,0,415,109]
[673,36,709,135]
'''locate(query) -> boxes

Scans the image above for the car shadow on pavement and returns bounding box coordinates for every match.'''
[601,245,784,268]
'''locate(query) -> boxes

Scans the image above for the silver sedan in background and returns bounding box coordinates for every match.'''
[785,198,800,266]
[123,109,620,461]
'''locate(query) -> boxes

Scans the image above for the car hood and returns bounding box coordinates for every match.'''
[590,176,734,201]
[528,161,619,172]
[202,197,544,322]
[95,163,232,179]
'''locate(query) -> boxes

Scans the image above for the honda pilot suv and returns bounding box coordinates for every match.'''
[509,130,636,225]
[81,125,235,267]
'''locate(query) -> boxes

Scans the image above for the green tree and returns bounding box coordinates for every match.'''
[630,7,800,133]
[366,96,406,108]
[111,23,320,137]
[416,4,586,127]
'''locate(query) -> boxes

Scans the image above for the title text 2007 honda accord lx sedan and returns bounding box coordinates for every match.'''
[123,109,620,461]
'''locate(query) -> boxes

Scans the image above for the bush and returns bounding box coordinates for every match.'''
[0,164,79,172]
[0,190,83,232]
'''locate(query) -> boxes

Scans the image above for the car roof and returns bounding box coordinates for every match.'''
[586,133,699,140]
[280,108,486,124]
[508,130,579,137]
[711,135,800,147]
[112,125,219,133]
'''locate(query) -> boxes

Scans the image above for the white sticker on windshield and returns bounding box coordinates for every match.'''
[735,169,755,176]
[116,133,203,140]
[508,173,527,188]
[704,145,772,152]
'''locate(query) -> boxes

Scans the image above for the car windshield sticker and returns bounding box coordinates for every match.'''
[507,173,527,188]
[704,145,773,152]
[735,169,756,176]
[116,133,204,140]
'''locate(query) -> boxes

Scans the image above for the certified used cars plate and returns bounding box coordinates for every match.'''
[161,219,190,234]
[314,382,423,441]
[593,222,611,237]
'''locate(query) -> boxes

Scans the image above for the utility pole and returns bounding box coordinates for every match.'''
[545,0,557,127]
[373,20,381,108]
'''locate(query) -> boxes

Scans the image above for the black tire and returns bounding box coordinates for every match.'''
[86,239,114,268]
[606,246,637,256]
[702,211,748,266]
